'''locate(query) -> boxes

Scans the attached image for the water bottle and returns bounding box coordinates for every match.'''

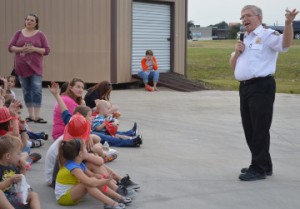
[103,141,110,151]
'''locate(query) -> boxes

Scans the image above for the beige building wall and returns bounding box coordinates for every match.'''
[0,0,111,83]
[172,0,187,75]
[114,0,132,83]
[0,0,187,84]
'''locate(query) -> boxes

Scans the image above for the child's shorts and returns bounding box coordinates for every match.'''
[6,193,29,209]
[57,189,80,206]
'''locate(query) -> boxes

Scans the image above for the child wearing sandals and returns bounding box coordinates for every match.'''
[56,137,130,209]
[0,135,41,209]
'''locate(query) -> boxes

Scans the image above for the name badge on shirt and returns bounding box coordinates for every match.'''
[249,43,262,50]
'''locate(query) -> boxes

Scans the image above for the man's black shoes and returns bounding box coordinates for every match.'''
[241,168,273,176]
[239,169,266,181]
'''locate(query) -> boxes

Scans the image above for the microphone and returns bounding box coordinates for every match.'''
[240,26,246,42]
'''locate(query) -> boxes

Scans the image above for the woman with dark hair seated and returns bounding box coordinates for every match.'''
[84,81,112,109]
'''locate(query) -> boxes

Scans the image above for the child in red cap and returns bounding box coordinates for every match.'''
[0,102,33,170]
[55,133,130,208]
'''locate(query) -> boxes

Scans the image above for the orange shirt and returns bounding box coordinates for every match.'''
[141,57,158,71]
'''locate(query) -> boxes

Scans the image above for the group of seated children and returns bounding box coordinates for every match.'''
[0,75,49,208]
[46,81,141,208]
[1,75,48,148]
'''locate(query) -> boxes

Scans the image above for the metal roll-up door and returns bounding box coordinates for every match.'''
[132,1,171,74]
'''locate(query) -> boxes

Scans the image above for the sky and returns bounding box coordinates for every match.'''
[188,0,299,27]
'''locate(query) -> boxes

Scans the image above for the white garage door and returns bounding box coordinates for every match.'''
[132,1,171,74]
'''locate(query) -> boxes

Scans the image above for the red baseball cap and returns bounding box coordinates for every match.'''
[63,113,91,141]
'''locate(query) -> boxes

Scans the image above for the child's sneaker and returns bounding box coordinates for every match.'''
[103,148,118,163]
[118,174,140,190]
[114,197,132,205]
[116,185,136,198]
[41,132,48,140]
[104,203,126,209]
[132,135,142,147]
[30,139,44,148]
[131,122,139,136]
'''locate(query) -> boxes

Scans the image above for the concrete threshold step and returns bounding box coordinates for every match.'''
[133,72,207,92]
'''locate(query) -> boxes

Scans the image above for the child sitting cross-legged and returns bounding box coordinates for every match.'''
[55,136,130,208]
[0,135,41,209]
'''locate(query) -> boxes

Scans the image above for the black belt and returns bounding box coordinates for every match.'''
[240,75,273,86]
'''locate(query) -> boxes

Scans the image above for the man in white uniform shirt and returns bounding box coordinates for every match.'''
[230,5,298,181]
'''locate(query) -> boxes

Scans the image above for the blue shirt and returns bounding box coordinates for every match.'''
[65,160,86,172]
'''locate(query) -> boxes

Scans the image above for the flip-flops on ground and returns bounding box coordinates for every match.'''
[26,117,47,123]
[34,118,47,123]
[26,117,35,122]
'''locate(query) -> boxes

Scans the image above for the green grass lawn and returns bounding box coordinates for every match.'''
[187,40,300,94]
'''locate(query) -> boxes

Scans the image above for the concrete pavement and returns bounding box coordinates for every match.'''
[16,87,300,209]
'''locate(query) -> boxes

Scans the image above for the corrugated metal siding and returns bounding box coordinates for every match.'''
[132,1,171,74]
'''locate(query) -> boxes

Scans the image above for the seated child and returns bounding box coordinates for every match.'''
[0,190,14,209]
[3,100,42,163]
[55,137,130,208]
[92,100,142,147]
[4,97,48,148]
[6,75,16,99]
[0,103,33,170]
[0,135,41,208]
[46,111,139,195]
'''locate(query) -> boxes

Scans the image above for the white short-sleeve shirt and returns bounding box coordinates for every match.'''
[233,25,288,81]
[44,135,63,185]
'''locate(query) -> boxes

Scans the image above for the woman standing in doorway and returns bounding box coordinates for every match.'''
[8,13,50,123]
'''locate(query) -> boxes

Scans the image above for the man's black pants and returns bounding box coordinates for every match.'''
[239,76,275,174]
